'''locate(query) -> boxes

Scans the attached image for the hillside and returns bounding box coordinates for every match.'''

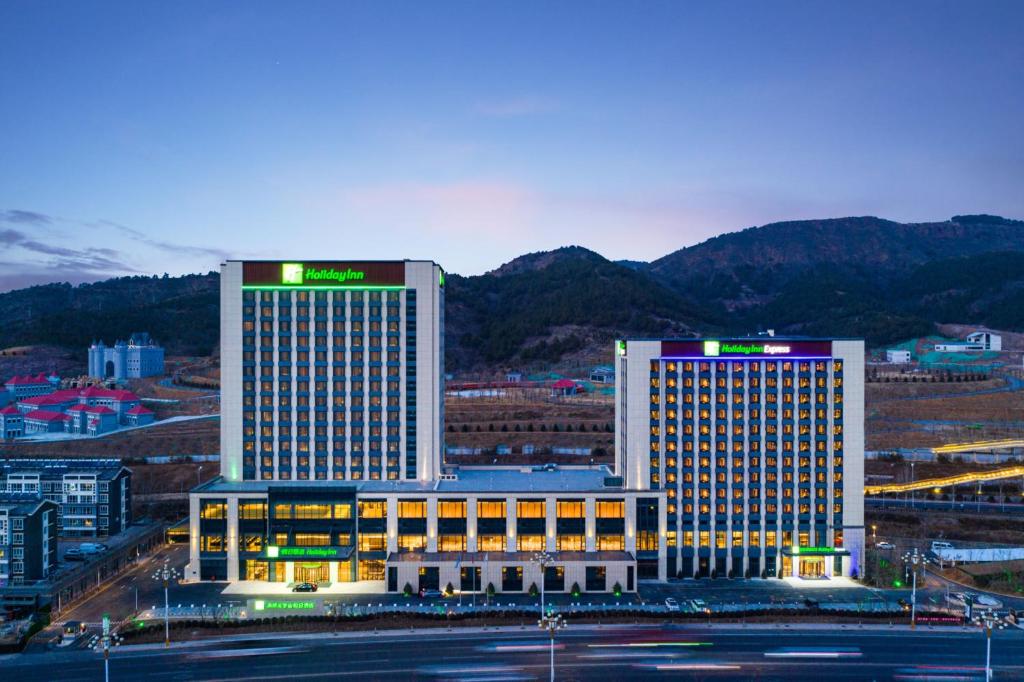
[1,214,1023,372]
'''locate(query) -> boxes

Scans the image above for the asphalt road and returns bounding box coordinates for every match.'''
[6,624,1023,681]
[867,497,1024,515]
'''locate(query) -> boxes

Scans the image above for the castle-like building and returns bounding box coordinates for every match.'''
[88,332,165,381]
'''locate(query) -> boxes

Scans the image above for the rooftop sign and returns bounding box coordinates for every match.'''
[661,339,832,359]
[242,261,405,288]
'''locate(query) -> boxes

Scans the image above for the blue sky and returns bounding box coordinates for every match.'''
[1,1,1022,290]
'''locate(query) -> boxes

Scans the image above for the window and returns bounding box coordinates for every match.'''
[477,534,506,551]
[398,500,426,518]
[294,533,330,546]
[476,500,506,518]
[200,534,224,552]
[516,500,545,518]
[398,534,426,552]
[358,500,386,518]
[595,500,624,518]
[359,559,385,581]
[517,534,545,551]
[239,502,267,520]
[438,500,467,518]
[555,500,584,518]
[358,533,386,552]
[200,501,227,519]
[597,534,624,551]
[273,503,292,519]
[556,534,584,551]
[637,530,659,551]
[240,534,263,552]
[294,503,331,519]
[438,534,466,551]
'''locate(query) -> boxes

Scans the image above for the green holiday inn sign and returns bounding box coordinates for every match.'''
[265,546,343,559]
[282,263,366,285]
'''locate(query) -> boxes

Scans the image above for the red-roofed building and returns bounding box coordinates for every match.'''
[24,409,70,434]
[17,389,80,415]
[124,404,155,427]
[551,378,579,396]
[4,372,54,399]
[0,404,23,439]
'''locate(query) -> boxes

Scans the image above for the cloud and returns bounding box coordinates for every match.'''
[95,219,232,261]
[0,209,53,225]
[0,227,139,276]
[473,95,560,118]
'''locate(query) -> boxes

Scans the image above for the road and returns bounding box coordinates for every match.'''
[867,497,1024,515]
[6,624,1023,680]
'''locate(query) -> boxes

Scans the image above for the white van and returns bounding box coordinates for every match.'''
[79,543,105,554]
[931,541,954,552]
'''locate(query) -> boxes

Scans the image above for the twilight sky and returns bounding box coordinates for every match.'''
[1,1,1022,290]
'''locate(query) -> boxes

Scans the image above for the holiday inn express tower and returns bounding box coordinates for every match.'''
[219,260,445,484]
[615,337,864,580]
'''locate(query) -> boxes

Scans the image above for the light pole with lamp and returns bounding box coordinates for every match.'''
[871,525,877,545]
[533,551,553,617]
[152,561,181,647]
[910,462,915,509]
[538,611,566,682]
[901,548,922,628]
[197,465,203,487]
[973,608,1007,682]
[93,613,123,682]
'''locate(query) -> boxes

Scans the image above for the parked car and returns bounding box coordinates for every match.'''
[419,588,443,599]
[876,541,895,550]
[292,582,318,593]
[664,598,680,612]
[64,548,86,561]
[690,598,708,612]
[79,543,105,555]
[931,541,954,552]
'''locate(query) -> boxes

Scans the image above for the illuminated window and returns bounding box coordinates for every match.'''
[478,534,506,551]
[516,500,545,518]
[398,500,426,518]
[517,534,545,551]
[597,534,625,551]
[477,500,507,518]
[438,500,467,518]
[557,534,585,551]
[358,500,386,518]
[358,533,386,552]
[438,534,466,552]
[556,500,584,518]
[398,534,427,552]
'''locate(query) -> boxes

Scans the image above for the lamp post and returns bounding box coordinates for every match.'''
[538,611,566,682]
[533,551,553,617]
[196,465,203,487]
[910,462,915,509]
[901,548,922,628]
[871,525,877,545]
[972,608,1007,682]
[152,561,181,647]
[92,614,123,682]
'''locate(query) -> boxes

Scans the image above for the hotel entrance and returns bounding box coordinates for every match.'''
[294,562,330,584]
[798,557,826,578]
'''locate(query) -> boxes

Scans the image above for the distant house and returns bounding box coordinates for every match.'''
[505,371,523,383]
[551,378,578,396]
[589,365,615,383]
[0,406,23,439]
[4,373,54,400]
[934,331,1002,353]
[125,404,156,427]
[885,349,911,364]
[23,410,69,434]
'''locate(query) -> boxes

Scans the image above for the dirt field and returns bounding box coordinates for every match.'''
[444,390,614,464]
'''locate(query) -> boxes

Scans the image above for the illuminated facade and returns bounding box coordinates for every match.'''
[188,260,665,591]
[615,338,865,579]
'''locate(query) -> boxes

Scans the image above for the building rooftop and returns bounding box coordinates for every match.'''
[0,493,53,515]
[4,373,50,386]
[0,458,130,480]
[194,465,638,496]
[24,409,69,422]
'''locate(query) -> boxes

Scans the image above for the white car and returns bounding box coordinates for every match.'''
[975,594,1003,608]
[691,599,709,612]
[876,541,895,550]
[665,598,680,612]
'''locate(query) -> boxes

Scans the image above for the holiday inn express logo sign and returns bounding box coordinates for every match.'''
[703,341,793,356]
[281,263,366,285]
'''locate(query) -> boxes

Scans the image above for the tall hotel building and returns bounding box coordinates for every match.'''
[188,261,664,591]
[615,338,864,580]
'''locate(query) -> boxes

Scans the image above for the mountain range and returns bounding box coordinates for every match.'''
[1,214,1023,373]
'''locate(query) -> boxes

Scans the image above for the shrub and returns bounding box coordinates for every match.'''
[571,582,581,598]
[403,582,413,597]
[528,582,539,597]
[444,582,455,596]
[612,582,623,597]
[486,582,496,597]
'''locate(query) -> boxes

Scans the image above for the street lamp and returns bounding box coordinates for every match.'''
[910,462,916,509]
[538,611,566,682]
[972,608,1008,682]
[900,548,923,628]
[196,465,203,487]
[871,525,877,545]
[152,561,182,647]
[92,613,123,682]
[532,551,553,617]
